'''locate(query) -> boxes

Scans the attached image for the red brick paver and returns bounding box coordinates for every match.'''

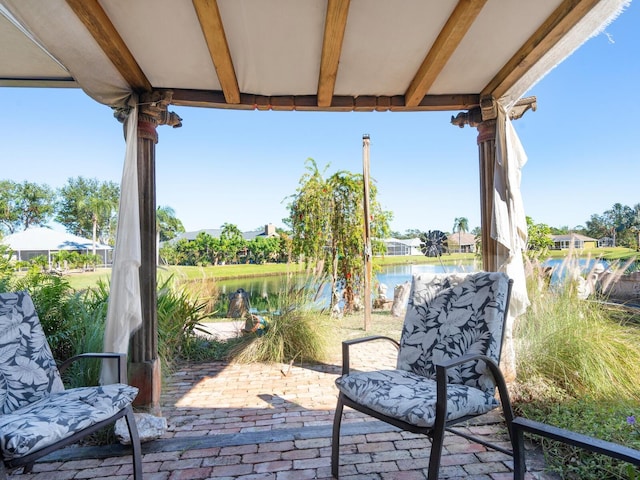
[6,340,552,479]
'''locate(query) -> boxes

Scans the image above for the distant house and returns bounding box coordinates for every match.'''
[550,233,598,250]
[383,238,422,256]
[446,231,477,253]
[1,227,112,266]
[598,236,615,248]
[170,224,279,243]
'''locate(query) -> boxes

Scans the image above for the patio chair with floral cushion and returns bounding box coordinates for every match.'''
[0,291,142,479]
[332,271,515,479]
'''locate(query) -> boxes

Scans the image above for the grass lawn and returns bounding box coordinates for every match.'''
[62,248,636,291]
[64,253,478,290]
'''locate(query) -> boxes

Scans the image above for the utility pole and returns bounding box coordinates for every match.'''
[362,134,372,331]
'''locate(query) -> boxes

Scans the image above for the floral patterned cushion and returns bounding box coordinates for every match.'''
[396,272,510,395]
[335,369,497,427]
[0,291,65,414]
[0,383,138,460]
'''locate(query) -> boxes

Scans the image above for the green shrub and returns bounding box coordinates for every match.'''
[59,285,110,388]
[157,275,212,371]
[518,397,640,480]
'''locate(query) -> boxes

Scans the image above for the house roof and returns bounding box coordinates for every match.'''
[447,231,477,246]
[1,227,112,252]
[0,1,629,113]
[550,233,597,242]
[171,227,276,243]
[385,237,421,247]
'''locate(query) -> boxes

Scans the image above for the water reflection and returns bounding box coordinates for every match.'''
[211,263,474,316]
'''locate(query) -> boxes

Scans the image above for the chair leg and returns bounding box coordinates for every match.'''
[124,407,143,480]
[427,419,447,480]
[427,434,445,480]
[331,394,345,478]
[512,424,526,480]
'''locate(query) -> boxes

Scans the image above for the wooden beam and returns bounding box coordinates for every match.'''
[317,0,350,108]
[66,0,151,92]
[482,0,600,99]
[192,0,241,104]
[405,0,488,107]
[170,89,480,112]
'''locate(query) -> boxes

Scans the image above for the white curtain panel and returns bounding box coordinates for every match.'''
[492,103,530,379]
[101,98,141,385]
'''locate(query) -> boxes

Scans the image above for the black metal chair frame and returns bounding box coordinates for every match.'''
[512,416,640,479]
[0,353,142,480]
[331,279,515,480]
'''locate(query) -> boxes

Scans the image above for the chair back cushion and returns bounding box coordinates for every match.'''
[396,272,510,394]
[0,291,65,414]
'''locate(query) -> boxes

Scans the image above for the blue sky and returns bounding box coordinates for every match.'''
[1,3,638,235]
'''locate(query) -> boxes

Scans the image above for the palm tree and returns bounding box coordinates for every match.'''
[89,196,117,255]
[156,205,185,242]
[452,217,469,253]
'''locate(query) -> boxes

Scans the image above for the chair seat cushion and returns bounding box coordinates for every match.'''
[336,369,498,428]
[0,383,138,460]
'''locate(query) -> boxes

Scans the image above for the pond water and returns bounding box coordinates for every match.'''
[206,257,629,316]
[211,263,475,316]
[540,258,610,284]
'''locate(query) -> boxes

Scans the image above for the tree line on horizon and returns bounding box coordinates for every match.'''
[2,176,639,259]
[391,202,640,251]
[0,177,185,246]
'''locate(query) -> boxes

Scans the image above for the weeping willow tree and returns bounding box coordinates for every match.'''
[286,158,392,315]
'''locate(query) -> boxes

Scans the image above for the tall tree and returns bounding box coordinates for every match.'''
[603,203,633,247]
[585,213,610,241]
[247,236,280,264]
[56,177,120,248]
[525,216,553,255]
[219,223,246,264]
[286,159,392,313]
[0,180,55,233]
[452,217,469,253]
[0,180,18,233]
[157,205,185,242]
[284,159,332,266]
[628,204,640,250]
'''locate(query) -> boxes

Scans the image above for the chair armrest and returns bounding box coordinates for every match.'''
[341,336,399,375]
[434,354,515,434]
[58,353,127,384]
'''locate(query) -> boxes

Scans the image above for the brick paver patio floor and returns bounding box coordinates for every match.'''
[5,337,554,479]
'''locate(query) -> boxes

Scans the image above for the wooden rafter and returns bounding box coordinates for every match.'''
[482,0,600,99]
[317,0,350,108]
[65,0,151,92]
[192,0,240,105]
[405,0,488,107]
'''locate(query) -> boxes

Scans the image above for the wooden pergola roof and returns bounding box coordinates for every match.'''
[1,0,631,410]
[0,0,629,114]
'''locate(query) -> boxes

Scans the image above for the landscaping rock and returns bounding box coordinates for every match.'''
[115,413,167,444]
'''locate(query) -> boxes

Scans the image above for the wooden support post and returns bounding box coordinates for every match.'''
[476,119,498,272]
[128,91,182,414]
[451,97,536,272]
[451,107,498,272]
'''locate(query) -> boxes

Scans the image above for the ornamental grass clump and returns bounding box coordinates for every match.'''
[516,256,640,400]
[514,256,640,479]
[229,272,331,364]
